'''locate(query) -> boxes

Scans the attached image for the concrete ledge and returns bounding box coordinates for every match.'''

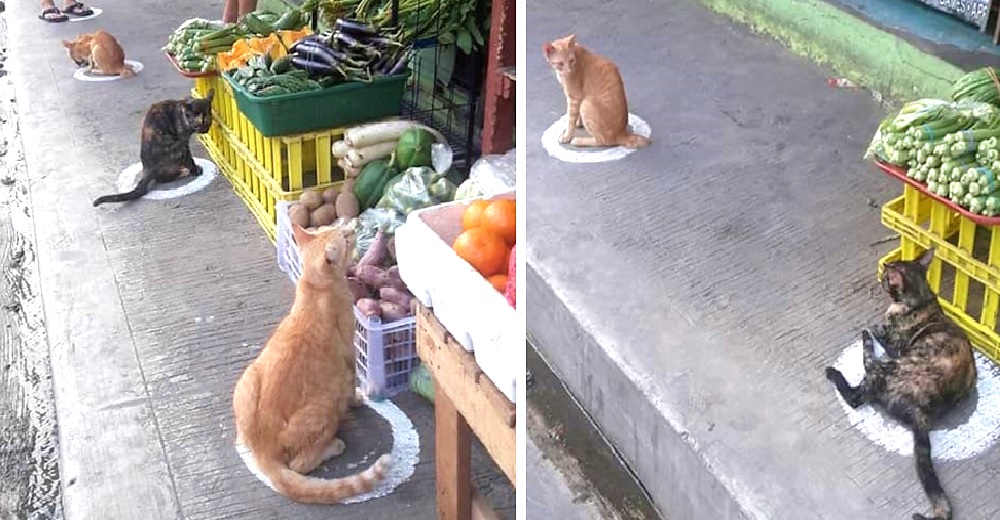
[693,0,965,102]
[527,265,747,520]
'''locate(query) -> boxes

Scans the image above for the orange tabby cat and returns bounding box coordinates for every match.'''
[232,221,392,504]
[543,34,649,149]
[62,30,135,78]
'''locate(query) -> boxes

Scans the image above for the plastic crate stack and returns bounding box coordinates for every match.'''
[880,183,1000,365]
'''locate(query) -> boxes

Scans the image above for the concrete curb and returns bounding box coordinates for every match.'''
[692,0,966,103]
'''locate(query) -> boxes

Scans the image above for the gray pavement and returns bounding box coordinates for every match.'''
[1,1,512,519]
[526,1,1000,520]
[526,436,604,520]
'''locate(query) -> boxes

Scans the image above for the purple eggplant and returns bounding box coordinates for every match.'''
[387,51,410,75]
[288,34,324,53]
[291,55,336,76]
[335,18,379,37]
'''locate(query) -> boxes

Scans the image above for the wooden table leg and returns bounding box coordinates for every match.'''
[436,384,472,520]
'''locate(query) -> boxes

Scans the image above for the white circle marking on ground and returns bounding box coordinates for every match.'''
[541,113,652,163]
[831,339,1000,461]
[113,158,217,200]
[67,7,102,21]
[72,59,143,82]
[235,395,419,504]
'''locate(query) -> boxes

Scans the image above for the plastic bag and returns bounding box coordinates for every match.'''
[409,362,435,403]
[376,166,456,215]
[469,148,516,196]
[354,207,406,262]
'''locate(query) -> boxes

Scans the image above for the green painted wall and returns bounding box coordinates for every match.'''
[693,0,967,105]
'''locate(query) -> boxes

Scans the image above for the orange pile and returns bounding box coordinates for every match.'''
[453,198,517,293]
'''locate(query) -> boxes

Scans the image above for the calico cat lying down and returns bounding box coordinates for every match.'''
[93,89,215,207]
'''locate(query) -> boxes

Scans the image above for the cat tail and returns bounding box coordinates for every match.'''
[619,133,650,149]
[119,63,136,78]
[257,450,393,505]
[92,174,153,207]
[913,428,951,520]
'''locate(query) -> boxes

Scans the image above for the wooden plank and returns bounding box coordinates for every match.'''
[435,388,472,520]
[417,305,517,485]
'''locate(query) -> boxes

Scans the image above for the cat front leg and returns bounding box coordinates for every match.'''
[561,97,581,144]
[183,147,203,177]
[825,366,867,408]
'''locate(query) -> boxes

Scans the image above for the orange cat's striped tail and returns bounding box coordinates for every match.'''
[620,133,650,149]
[259,451,393,504]
[119,64,136,79]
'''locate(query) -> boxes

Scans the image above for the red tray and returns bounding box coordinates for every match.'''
[874,160,1000,226]
[165,52,218,78]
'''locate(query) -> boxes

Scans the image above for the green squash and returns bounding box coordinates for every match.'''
[394,128,436,170]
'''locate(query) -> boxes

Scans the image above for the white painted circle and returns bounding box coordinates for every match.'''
[831,339,1000,461]
[235,395,419,504]
[73,59,143,82]
[541,113,651,163]
[114,158,217,200]
[67,7,102,21]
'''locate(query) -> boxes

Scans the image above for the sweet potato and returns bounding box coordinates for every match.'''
[355,264,391,289]
[387,235,396,262]
[356,298,381,318]
[358,228,388,267]
[347,277,370,302]
[379,300,409,322]
[379,287,414,308]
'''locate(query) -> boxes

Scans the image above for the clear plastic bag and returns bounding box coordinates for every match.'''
[376,166,456,215]
[469,148,516,196]
[354,208,406,262]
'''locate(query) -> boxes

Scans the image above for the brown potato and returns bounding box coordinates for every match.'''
[348,277,371,302]
[299,190,323,211]
[387,236,397,262]
[310,204,338,227]
[379,300,409,322]
[355,264,391,289]
[335,191,360,219]
[379,287,413,308]
[357,298,382,318]
[322,187,339,204]
[288,203,310,229]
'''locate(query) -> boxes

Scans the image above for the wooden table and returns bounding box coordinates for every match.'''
[415,304,516,520]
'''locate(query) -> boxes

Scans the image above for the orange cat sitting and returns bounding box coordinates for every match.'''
[62,30,135,78]
[232,221,391,504]
[543,34,649,149]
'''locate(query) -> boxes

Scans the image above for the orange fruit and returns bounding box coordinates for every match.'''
[487,274,508,293]
[462,199,491,231]
[452,228,509,277]
[482,199,516,245]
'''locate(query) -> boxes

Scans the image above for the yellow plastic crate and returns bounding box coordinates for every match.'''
[192,80,346,243]
[880,183,1000,365]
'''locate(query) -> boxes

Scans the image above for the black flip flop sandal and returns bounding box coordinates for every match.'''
[62,2,93,16]
[39,7,68,22]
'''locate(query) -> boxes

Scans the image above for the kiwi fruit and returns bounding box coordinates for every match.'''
[322,187,339,204]
[299,190,323,211]
[288,203,310,229]
[335,191,360,219]
[310,204,338,227]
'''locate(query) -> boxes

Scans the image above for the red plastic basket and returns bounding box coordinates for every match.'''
[874,160,1000,226]
[165,52,218,79]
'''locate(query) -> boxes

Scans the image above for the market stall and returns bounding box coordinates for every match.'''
[161,2,518,516]
[865,66,1000,366]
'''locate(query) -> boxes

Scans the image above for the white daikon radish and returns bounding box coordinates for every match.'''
[332,140,351,158]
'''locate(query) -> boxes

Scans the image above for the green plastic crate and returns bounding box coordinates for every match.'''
[224,71,410,137]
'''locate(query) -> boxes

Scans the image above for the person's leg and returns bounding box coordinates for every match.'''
[61,0,93,16]
[222,0,238,23]
[39,0,68,22]
[237,0,258,19]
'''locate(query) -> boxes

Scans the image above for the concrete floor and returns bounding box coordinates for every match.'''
[1,1,513,519]
[526,0,1000,519]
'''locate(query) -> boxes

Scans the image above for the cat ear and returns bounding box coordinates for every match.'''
[542,42,554,57]
[292,224,316,248]
[62,39,73,48]
[205,88,216,103]
[916,248,935,269]
[565,34,577,47]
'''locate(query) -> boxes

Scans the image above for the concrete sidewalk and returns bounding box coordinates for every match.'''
[526,1,1000,520]
[2,1,512,518]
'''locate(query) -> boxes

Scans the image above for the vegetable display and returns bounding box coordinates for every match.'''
[286,186,360,232]
[315,0,488,53]
[952,67,1000,106]
[866,98,1000,216]
[228,54,326,96]
[164,18,229,73]
[287,19,411,82]
[216,30,311,72]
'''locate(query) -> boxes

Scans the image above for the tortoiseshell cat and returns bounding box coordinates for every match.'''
[93,89,215,207]
[825,248,976,520]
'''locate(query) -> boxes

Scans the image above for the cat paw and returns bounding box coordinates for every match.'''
[824,366,842,382]
[191,164,203,177]
[861,329,873,343]
[559,131,573,144]
[912,514,930,520]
